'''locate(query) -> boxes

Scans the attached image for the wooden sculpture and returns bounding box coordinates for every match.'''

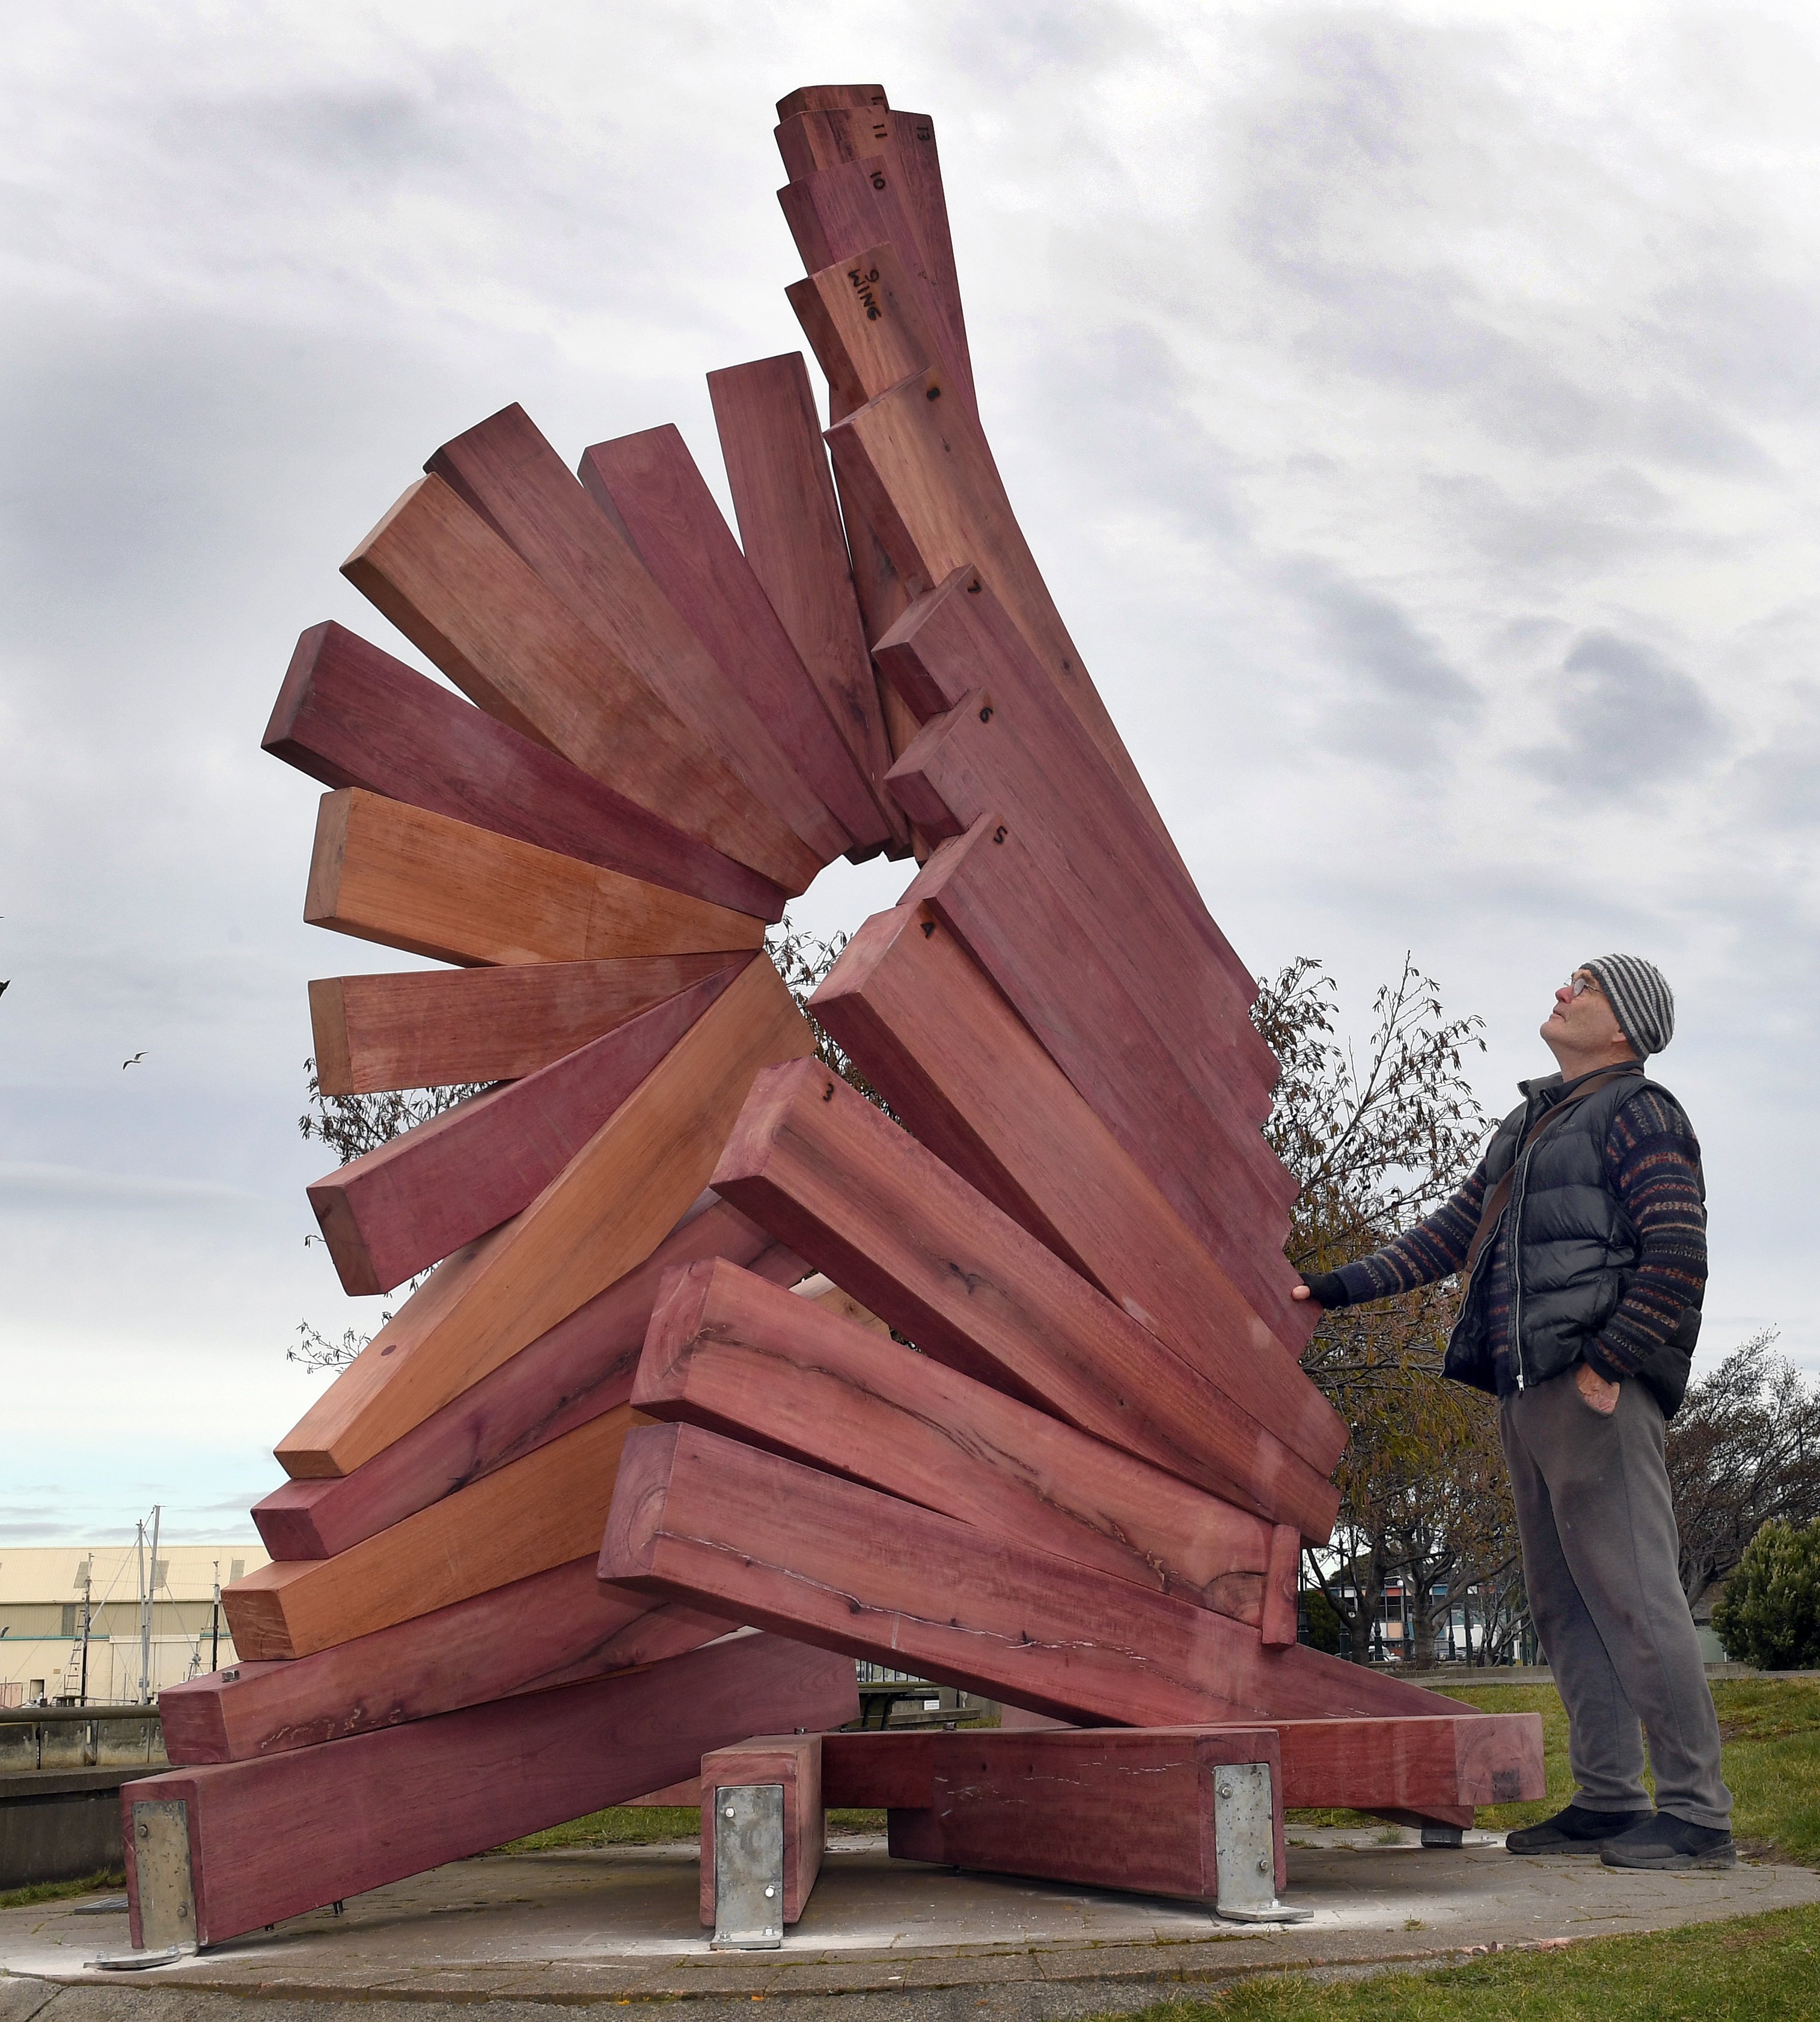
[129,82,1541,1951]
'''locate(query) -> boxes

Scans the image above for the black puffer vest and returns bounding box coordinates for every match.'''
[1441,1064,1704,1419]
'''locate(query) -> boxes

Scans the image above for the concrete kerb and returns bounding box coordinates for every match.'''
[5,1831,1819,2022]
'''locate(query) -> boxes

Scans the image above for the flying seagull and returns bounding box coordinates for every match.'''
[122,1051,145,1069]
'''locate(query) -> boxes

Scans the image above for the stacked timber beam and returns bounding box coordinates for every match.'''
[124,80,1541,1955]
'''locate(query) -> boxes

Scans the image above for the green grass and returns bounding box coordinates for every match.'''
[496,1806,887,1853]
[1287,1676,1820,1858]
[1091,1900,1820,2019]
[0,1868,124,1911]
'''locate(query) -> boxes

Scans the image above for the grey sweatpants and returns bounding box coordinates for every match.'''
[1500,1370,1732,1830]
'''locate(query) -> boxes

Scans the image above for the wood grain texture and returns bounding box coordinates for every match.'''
[774,104,971,410]
[257,1194,804,1560]
[343,471,820,891]
[307,967,748,1294]
[888,683,1281,1149]
[304,789,763,968]
[308,954,743,1098]
[161,1557,731,1763]
[825,366,1180,865]
[817,1714,1544,1821]
[811,912,1348,1497]
[707,354,905,853]
[712,1057,1339,1539]
[1223,1715,1547,1818]
[900,816,1300,1336]
[637,1256,1278,1622]
[877,565,1262,1014]
[263,620,787,921]
[425,403,846,869]
[893,1727,1286,1901]
[601,1423,1465,1729]
[698,1735,822,1926]
[1260,1527,1302,1649]
[579,426,886,854]
[228,1405,646,1660]
[276,956,816,1479]
[123,1634,859,1950]
[788,240,944,419]
[775,159,974,423]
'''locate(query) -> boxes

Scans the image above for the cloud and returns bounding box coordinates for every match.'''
[1277,555,1481,764]
[1522,629,1724,791]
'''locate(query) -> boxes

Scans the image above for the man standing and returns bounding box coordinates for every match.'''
[1295,956,1734,1870]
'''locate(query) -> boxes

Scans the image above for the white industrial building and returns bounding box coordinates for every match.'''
[0,1542,270,1705]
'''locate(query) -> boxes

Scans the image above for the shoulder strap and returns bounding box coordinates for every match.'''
[1459,1070,1629,1285]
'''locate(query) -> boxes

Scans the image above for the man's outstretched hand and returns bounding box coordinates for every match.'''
[1576,1362,1620,1415]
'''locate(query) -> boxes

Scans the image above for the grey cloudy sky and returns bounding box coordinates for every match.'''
[4,0,1815,1544]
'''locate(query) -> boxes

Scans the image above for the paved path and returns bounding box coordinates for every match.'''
[5,1828,1818,2022]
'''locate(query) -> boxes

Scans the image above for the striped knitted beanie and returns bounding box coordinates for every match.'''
[1582,954,1675,1057]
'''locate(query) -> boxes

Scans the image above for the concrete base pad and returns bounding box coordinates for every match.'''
[5,1828,1819,2022]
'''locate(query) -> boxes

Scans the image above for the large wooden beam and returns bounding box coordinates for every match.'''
[257,1194,803,1560]
[230,1405,646,1660]
[638,1257,1284,1623]
[825,366,1176,863]
[123,1634,858,1950]
[307,968,747,1294]
[815,1715,1544,1836]
[712,1058,1337,1538]
[602,1423,1458,1727]
[889,1727,1286,1902]
[308,953,742,1098]
[305,789,763,968]
[423,404,846,870]
[579,426,887,855]
[276,954,814,1479]
[788,239,947,420]
[774,101,970,406]
[1228,1715,1547,1818]
[706,355,904,854]
[877,564,1263,1029]
[263,620,787,921]
[774,161,973,423]
[162,1557,731,1764]
[342,470,820,891]
[812,908,1340,1471]
[897,818,1300,1339]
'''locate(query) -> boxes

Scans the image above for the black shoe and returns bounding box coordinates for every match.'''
[1600,1812,1736,1870]
[1505,1803,1653,1856]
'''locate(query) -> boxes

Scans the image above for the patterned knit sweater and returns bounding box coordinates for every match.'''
[1325,1081,1707,1394]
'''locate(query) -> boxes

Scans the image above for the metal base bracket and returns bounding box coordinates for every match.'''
[105,1795,200,1964]
[711,1782,785,1949]
[87,1947,190,1972]
[1212,1762,1313,1925]
[1421,1824,1465,1848]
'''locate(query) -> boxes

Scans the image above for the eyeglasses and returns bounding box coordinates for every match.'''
[1562,974,1602,998]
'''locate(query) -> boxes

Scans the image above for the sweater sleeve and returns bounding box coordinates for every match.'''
[1320,1159,1489,1307]
[1583,1087,1708,1384]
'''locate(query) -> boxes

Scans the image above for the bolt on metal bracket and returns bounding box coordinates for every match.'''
[1212,1762,1312,1924]
[90,1799,198,1969]
[711,1782,786,1949]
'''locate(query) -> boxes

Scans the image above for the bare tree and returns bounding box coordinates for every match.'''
[1667,1328,1820,1608]
[1253,955,1510,1663]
